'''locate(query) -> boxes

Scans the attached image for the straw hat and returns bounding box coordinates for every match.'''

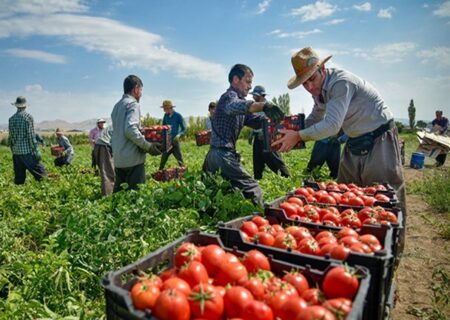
[287,47,332,89]
[97,118,106,123]
[11,96,28,108]
[161,100,175,108]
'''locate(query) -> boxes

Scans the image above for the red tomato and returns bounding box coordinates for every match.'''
[254,231,275,247]
[201,244,226,277]
[338,184,350,192]
[251,215,270,227]
[320,243,338,256]
[348,196,365,207]
[364,186,377,195]
[330,245,350,260]
[359,234,382,252]
[357,207,379,222]
[280,202,299,217]
[290,227,313,243]
[298,238,322,256]
[130,282,160,311]
[298,306,337,320]
[342,191,356,199]
[161,277,191,296]
[295,187,310,197]
[224,286,254,318]
[315,231,335,241]
[175,242,202,269]
[241,300,274,320]
[340,208,356,218]
[287,197,304,207]
[189,283,224,320]
[159,267,176,282]
[244,277,265,300]
[363,196,377,206]
[317,236,338,248]
[379,210,398,223]
[321,212,341,225]
[340,215,362,228]
[319,194,337,205]
[271,224,285,235]
[318,182,327,190]
[375,194,390,202]
[350,242,372,254]
[266,291,290,318]
[327,185,341,192]
[153,289,190,320]
[277,296,308,320]
[242,250,271,273]
[336,227,359,239]
[214,261,248,286]
[314,190,329,199]
[304,206,320,222]
[240,221,259,237]
[301,288,324,306]
[178,261,209,288]
[274,233,297,250]
[283,272,310,295]
[322,267,360,300]
[328,191,342,203]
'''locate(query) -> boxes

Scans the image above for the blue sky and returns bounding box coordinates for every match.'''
[1,0,449,124]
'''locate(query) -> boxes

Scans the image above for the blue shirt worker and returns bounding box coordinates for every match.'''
[248,85,290,180]
[8,96,47,184]
[159,100,186,170]
[54,128,74,167]
[111,75,161,192]
[431,110,448,166]
[203,64,285,206]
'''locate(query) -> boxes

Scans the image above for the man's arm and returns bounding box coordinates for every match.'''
[124,102,156,152]
[178,114,187,136]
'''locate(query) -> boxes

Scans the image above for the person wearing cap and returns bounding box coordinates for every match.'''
[159,100,186,170]
[8,96,48,184]
[273,47,406,252]
[205,101,216,130]
[89,118,106,171]
[203,64,285,206]
[54,128,74,167]
[111,75,161,192]
[431,110,448,166]
[248,85,290,180]
[94,125,115,195]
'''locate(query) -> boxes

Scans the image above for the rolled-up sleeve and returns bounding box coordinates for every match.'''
[124,102,151,152]
[300,81,354,141]
[224,91,253,116]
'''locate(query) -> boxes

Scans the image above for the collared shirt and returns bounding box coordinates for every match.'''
[111,94,152,168]
[96,126,113,146]
[8,109,37,155]
[89,127,103,148]
[58,135,74,155]
[432,117,448,134]
[163,111,186,140]
[301,68,393,140]
[206,117,212,130]
[210,87,265,149]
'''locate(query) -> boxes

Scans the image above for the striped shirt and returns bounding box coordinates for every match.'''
[8,109,37,155]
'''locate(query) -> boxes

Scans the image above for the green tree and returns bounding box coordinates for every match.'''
[272,93,291,115]
[408,99,416,129]
[416,120,428,129]
[395,121,404,133]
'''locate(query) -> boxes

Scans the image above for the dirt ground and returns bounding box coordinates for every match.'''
[390,166,450,319]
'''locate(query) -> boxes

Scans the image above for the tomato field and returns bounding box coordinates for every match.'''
[0,133,449,319]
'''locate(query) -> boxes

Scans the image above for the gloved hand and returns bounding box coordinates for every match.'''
[263,101,285,124]
[147,142,162,156]
[34,148,42,161]
[248,132,254,145]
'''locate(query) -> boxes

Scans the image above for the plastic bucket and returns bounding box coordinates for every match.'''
[410,152,425,169]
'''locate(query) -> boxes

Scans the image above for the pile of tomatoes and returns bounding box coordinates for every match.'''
[152,167,186,182]
[267,115,304,152]
[240,216,383,260]
[129,242,361,320]
[143,125,171,142]
[195,130,211,146]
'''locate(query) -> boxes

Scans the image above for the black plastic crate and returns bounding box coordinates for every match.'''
[102,230,370,320]
[262,113,306,152]
[194,130,211,146]
[218,215,394,320]
[143,126,172,152]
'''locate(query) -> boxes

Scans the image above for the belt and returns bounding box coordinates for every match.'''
[370,119,395,139]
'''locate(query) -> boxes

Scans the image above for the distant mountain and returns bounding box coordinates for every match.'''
[0,118,111,132]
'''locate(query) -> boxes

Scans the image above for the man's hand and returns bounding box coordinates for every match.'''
[263,101,285,124]
[271,129,302,152]
[147,142,162,156]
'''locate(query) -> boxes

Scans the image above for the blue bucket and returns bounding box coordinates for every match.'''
[410,152,425,169]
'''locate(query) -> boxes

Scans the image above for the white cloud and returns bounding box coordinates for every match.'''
[378,7,395,19]
[256,0,271,15]
[423,3,429,9]
[0,0,88,18]
[433,0,450,17]
[417,47,450,67]
[325,19,346,25]
[0,13,226,82]
[4,48,66,64]
[353,42,417,63]
[290,1,337,22]
[353,2,372,12]
[269,28,322,39]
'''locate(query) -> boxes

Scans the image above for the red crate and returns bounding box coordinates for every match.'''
[195,130,211,146]
[50,145,64,157]
[262,114,306,152]
[143,125,171,152]
[152,167,186,182]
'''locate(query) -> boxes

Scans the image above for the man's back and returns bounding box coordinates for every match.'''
[9,110,35,155]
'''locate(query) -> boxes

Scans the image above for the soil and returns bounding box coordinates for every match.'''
[390,166,450,319]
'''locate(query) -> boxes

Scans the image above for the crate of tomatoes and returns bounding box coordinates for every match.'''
[50,145,65,157]
[262,114,306,152]
[152,167,186,182]
[218,213,395,320]
[194,130,211,146]
[143,125,172,152]
[101,229,370,320]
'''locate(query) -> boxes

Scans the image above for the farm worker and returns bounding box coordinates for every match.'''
[248,85,290,180]
[159,100,186,170]
[273,47,406,251]
[94,125,114,195]
[89,118,106,171]
[203,64,285,206]
[431,110,448,167]
[54,128,74,167]
[306,130,347,179]
[111,75,161,192]
[8,96,48,184]
[205,101,217,130]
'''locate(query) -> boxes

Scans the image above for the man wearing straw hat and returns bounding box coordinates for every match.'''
[273,47,406,252]
[8,96,47,184]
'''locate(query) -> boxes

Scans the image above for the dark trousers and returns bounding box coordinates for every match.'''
[54,153,73,167]
[436,153,447,166]
[12,153,47,184]
[306,140,341,179]
[253,138,290,180]
[159,140,184,170]
[113,163,145,193]
[94,144,115,196]
[91,149,97,168]
[204,148,262,206]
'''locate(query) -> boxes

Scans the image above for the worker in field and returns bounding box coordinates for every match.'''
[203,64,285,206]
[111,75,161,192]
[94,124,114,195]
[89,118,106,172]
[54,128,74,167]
[8,96,48,184]
[431,110,448,167]
[205,101,216,130]
[273,47,406,251]
[248,85,290,180]
[159,100,186,170]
